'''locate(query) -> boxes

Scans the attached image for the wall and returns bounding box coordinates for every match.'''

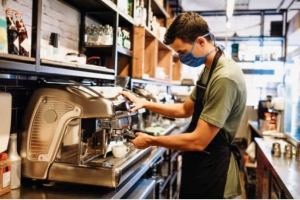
[0,0,97,135]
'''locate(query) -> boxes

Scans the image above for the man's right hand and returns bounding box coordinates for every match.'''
[119,91,148,112]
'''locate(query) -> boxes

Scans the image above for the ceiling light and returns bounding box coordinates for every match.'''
[226,20,231,28]
[226,0,235,19]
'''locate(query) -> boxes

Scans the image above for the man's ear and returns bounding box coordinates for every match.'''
[196,37,206,46]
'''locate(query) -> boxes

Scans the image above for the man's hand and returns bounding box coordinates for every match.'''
[119,91,148,112]
[130,132,153,149]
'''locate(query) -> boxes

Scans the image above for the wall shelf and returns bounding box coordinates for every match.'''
[151,0,170,18]
[0,53,36,63]
[38,65,115,80]
[117,46,133,57]
[131,78,171,86]
[0,59,36,72]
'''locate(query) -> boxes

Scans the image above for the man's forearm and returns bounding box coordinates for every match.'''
[143,101,188,118]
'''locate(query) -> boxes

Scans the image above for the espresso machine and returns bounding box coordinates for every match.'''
[20,83,152,188]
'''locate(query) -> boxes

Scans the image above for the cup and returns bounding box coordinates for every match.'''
[296,143,300,161]
[271,142,281,157]
[112,145,130,158]
[284,144,293,158]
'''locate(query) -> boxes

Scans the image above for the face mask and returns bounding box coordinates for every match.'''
[179,33,215,67]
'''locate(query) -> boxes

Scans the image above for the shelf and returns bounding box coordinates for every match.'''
[85,44,113,48]
[0,53,36,63]
[0,58,115,80]
[60,0,135,25]
[60,0,114,12]
[117,46,133,57]
[39,65,115,80]
[131,78,172,85]
[0,59,36,72]
[41,58,114,72]
[144,26,170,50]
[151,0,170,18]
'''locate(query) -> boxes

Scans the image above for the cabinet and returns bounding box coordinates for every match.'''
[255,138,297,199]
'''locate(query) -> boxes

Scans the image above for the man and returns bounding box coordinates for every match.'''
[120,12,247,199]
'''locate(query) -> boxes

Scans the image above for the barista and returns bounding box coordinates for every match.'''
[120,12,247,199]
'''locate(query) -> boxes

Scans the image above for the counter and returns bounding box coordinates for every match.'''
[1,122,190,199]
[255,137,300,198]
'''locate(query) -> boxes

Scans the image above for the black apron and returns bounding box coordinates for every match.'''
[179,48,240,199]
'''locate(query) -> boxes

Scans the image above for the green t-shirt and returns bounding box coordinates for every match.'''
[190,56,247,198]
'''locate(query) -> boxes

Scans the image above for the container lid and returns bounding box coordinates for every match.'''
[0,153,7,161]
[5,8,13,12]
[15,12,22,16]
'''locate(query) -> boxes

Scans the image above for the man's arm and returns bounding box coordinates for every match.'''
[120,91,195,118]
[143,97,194,118]
[131,118,220,151]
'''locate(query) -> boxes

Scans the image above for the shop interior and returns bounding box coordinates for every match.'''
[0,0,300,198]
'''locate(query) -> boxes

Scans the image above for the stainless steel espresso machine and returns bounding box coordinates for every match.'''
[20,83,151,188]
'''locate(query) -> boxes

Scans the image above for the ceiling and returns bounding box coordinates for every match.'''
[168,0,300,46]
[178,0,300,12]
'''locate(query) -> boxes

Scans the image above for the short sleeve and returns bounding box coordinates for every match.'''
[200,78,238,128]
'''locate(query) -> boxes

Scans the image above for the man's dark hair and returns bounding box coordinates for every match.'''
[163,12,212,45]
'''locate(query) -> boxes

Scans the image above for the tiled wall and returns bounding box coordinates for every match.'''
[0,0,99,138]
[0,75,37,135]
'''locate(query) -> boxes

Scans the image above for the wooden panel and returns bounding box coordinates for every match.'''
[172,59,181,81]
[133,26,146,78]
[144,37,158,78]
[104,55,114,70]
[158,49,172,80]
[117,55,130,76]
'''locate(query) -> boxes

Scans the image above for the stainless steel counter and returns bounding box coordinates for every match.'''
[255,137,300,198]
[1,122,190,199]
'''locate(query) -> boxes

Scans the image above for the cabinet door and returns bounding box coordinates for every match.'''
[256,145,271,198]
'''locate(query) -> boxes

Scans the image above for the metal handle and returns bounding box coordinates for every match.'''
[123,129,155,140]
[133,129,155,136]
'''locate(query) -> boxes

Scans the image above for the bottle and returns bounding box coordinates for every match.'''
[117,27,122,46]
[5,8,19,55]
[134,0,142,25]
[15,12,29,57]
[128,0,132,16]
[7,133,21,189]
[139,0,147,26]
[0,153,11,196]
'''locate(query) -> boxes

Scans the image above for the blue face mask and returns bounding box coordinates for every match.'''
[179,33,215,67]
